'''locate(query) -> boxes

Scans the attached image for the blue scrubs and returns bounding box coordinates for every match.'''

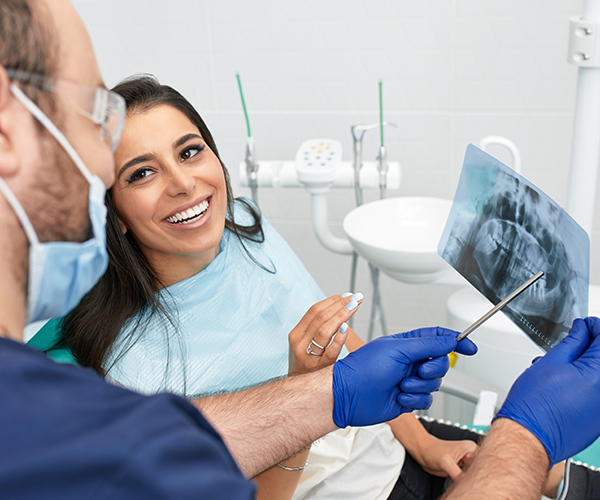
[0,337,255,499]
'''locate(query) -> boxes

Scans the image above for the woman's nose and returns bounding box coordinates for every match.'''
[165,165,196,196]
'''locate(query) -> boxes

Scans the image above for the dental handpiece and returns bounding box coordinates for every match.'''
[456,270,545,342]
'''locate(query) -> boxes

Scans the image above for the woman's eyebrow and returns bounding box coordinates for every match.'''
[117,154,153,178]
[173,133,203,150]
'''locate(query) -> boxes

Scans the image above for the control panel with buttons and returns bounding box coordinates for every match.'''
[295,138,342,186]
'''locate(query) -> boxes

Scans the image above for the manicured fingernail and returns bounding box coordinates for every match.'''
[340,322,349,334]
[342,292,352,298]
[346,300,358,311]
[351,293,363,302]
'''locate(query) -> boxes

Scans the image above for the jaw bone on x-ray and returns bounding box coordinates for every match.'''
[438,144,589,352]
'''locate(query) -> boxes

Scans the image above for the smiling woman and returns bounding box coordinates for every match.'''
[52,75,268,374]
[112,103,229,287]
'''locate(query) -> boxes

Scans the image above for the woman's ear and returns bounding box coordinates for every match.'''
[117,217,128,235]
[0,66,20,178]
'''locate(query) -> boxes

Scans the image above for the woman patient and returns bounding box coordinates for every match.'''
[31,75,563,500]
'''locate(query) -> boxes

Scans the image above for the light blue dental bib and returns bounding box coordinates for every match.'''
[106,203,345,397]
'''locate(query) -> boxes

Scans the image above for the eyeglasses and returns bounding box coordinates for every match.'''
[6,69,126,153]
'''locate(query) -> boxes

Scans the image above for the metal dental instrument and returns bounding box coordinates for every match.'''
[348,119,395,337]
[236,74,259,205]
[456,270,545,342]
[378,80,387,200]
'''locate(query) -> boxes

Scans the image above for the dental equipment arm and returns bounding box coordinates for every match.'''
[350,120,397,207]
[310,189,353,255]
[295,139,354,255]
[378,145,388,199]
[378,80,388,199]
[236,74,259,204]
[193,327,475,477]
[351,125,367,207]
[245,137,259,204]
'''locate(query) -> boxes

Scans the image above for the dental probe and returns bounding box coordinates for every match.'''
[456,270,545,342]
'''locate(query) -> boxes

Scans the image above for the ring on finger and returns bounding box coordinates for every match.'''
[311,339,326,350]
[306,342,324,356]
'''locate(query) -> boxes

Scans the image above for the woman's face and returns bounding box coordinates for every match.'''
[112,104,228,285]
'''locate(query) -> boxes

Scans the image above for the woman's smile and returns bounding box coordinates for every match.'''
[165,197,210,224]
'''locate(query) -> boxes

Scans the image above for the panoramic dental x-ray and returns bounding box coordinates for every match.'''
[438,144,589,352]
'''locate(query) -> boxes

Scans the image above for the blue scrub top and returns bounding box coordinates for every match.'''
[0,337,255,499]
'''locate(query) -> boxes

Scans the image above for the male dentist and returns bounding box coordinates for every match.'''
[0,1,475,498]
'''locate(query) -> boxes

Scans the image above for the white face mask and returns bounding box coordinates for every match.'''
[0,84,109,324]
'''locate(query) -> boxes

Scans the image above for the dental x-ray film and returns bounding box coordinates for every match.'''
[438,144,589,352]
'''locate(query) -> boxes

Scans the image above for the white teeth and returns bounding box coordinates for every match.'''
[167,199,209,224]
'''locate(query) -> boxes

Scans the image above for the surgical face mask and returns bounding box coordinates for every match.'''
[0,84,109,324]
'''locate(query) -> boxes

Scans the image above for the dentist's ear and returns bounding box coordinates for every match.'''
[0,66,19,178]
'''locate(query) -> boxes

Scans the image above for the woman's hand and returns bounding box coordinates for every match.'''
[412,435,478,481]
[288,293,362,375]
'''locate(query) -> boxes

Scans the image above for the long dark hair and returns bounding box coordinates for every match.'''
[61,75,268,376]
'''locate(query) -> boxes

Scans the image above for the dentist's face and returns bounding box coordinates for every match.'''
[112,104,228,284]
[20,0,115,245]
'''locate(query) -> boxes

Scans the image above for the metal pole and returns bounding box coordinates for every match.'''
[566,0,600,234]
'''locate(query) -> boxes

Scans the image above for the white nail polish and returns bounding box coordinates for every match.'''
[346,300,358,311]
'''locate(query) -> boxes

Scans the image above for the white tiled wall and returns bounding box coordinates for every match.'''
[73,0,594,339]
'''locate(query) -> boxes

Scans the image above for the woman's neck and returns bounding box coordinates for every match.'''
[149,245,220,289]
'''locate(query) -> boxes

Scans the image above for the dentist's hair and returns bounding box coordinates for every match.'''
[0,0,57,102]
[61,75,271,377]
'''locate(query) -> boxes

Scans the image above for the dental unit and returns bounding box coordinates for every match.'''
[234,75,547,350]
[238,81,401,338]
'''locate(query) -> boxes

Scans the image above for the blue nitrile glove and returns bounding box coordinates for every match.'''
[495,317,600,466]
[332,327,477,428]
[397,355,452,409]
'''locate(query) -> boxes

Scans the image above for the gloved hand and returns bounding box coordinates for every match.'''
[495,317,600,466]
[332,327,477,428]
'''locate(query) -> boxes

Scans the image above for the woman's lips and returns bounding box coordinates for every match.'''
[166,198,210,224]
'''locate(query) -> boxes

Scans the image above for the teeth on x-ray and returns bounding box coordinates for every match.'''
[439,145,589,352]
[517,316,553,349]
[472,178,575,325]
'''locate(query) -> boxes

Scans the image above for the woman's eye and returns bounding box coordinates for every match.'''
[180,145,205,161]
[126,168,153,183]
